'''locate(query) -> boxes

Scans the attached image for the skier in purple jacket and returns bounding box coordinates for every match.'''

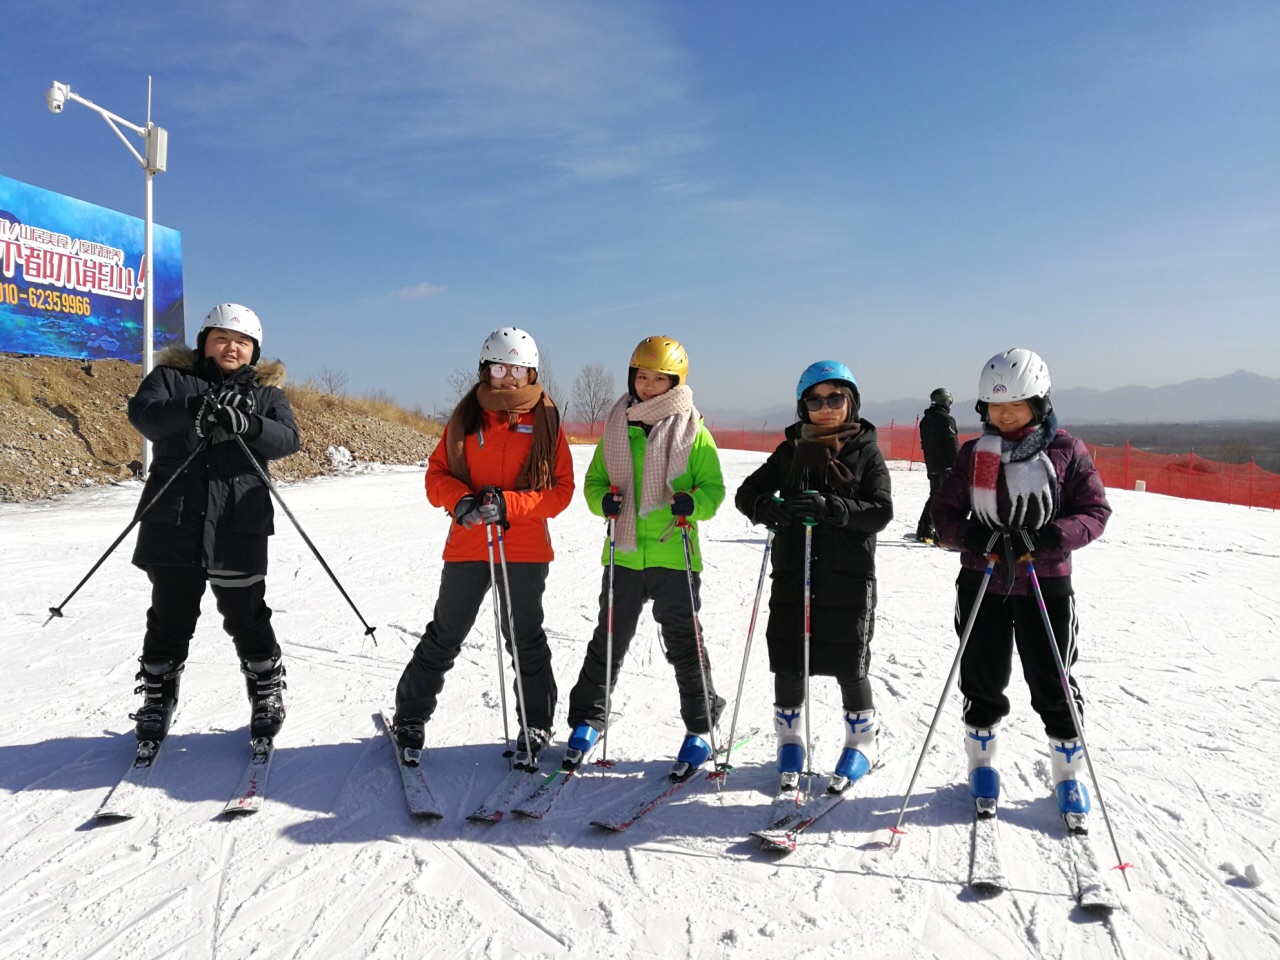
[931,348,1111,823]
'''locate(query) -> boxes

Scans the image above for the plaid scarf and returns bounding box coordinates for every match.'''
[602,385,700,553]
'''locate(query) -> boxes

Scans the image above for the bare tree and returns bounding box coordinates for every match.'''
[571,363,616,424]
[537,350,565,412]
[317,366,350,395]
[432,366,478,421]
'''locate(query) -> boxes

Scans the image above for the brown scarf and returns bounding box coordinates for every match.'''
[791,421,861,489]
[445,382,560,490]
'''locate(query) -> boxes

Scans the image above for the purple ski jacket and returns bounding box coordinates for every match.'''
[932,429,1111,595]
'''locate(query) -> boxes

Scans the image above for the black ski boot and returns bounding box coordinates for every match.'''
[241,650,287,740]
[392,715,426,767]
[513,727,551,771]
[130,658,184,743]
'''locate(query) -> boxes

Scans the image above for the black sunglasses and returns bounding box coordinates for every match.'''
[802,394,848,411]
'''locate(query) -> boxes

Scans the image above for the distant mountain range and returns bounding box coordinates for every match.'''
[701,370,1280,429]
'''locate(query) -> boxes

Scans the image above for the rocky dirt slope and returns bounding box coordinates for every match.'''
[0,353,441,502]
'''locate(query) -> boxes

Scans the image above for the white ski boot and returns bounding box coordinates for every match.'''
[833,709,878,785]
[774,705,804,791]
[965,723,1000,818]
[1049,736,1091,832]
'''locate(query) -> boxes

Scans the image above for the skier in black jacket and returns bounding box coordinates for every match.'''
[735,360,893,790]
[913,387,959,542]
[125,303,300,748]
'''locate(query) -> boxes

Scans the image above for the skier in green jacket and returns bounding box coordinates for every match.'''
[564,336,726,779]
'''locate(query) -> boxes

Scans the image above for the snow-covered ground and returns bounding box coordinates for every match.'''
[3,445,1279,959]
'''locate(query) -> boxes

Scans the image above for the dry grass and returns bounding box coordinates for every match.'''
[0,370,37,405]
[285,380,442,438]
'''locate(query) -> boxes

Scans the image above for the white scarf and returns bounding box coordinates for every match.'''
[601,385,700,552]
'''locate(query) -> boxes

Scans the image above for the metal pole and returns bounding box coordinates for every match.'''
[486,525,512,758]
[232,435,377,642]
[142,166,154,476]
[721,529,774,773]
[1021,534,1132,890]
[45,437,210,625]
[678,520,720,763]
[600,512,617,764]
[889,544,999,837]
[802,519,816,793]
[494,524,535,768]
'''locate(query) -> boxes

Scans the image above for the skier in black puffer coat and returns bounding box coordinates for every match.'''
[735,360,893,791]
[125,303,300,747]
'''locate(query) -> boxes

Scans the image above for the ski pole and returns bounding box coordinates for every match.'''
[486,522,512,757]
[677,517,720,765]
[801,509,817,794]
[1020,531,1132,890]
[45,436,211,626]
[493,521,535,768]
[599,488,619,766]
[233,435,378,644]
[720,526,775,774]
[889,534,1000,838]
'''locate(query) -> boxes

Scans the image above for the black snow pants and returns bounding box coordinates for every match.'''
[567,565,723,734]
[141,565,278,664]
[955,580,1082,740]
[396,560,557,733]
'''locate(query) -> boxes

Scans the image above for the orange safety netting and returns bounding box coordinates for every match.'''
[563,419,1280,511]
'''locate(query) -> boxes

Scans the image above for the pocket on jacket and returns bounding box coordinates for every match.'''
[230,474,274,535]
[135,475,183,526]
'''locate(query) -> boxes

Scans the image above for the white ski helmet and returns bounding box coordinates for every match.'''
[977,348,1051,403]
[200,303,264,349]
[479,327,539,369]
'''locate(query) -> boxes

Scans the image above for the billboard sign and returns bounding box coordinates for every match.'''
[0,174,183,362]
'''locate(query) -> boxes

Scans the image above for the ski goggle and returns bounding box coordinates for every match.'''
[487,363,529,379]
[802,393,848,411]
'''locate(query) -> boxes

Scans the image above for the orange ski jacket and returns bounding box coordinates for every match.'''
[425,410,575,563]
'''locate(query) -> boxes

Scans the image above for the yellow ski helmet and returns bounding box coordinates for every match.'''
[629,336,689,383]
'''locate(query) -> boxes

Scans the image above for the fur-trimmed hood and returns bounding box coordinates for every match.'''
[155,345,287,389]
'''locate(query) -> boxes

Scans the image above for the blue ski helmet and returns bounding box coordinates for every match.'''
[796,360,857,400]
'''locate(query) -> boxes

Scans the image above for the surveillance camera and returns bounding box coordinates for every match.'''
[46,82,68,114]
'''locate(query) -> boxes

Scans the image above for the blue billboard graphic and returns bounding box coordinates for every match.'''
[0,174,183,362]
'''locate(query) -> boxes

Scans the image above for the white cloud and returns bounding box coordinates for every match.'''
[389,282,447,301]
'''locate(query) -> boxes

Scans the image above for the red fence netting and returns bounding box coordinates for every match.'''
[563,419,1280,511]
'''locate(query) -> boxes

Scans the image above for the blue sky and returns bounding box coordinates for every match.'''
[4,2,1277,416]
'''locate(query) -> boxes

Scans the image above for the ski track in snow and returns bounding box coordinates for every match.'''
[2,450,1279,958]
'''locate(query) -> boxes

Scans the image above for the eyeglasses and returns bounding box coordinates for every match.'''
[802,394,848,411]
[487,363,529,379]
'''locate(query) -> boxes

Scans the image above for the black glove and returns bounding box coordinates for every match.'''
[479,486,509,528]
[753,496,791,530]
[454,494,484,528]
[216,382,256,413]
[1018,525,1060,554]
[601,491,623,518]
[193,394,221,438]
[671,492,695,517]
[784,491,826,523]
[211,405,252,438]
[962,524,1001,556]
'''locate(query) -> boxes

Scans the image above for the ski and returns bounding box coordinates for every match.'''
[1064,816,1122,911]
[93,739,165,821]
[751,774,856,852]
[969,805,1008,892]
[591,728,759,833]
[379,710,444,819]
[512,734,605,820]
[222,737,275,816]
[466,755,557,824]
